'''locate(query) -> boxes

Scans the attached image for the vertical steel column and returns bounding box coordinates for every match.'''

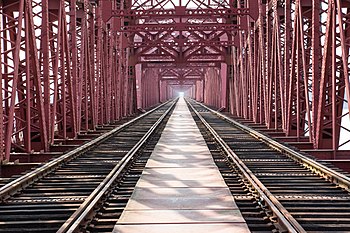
[1,0,48,160]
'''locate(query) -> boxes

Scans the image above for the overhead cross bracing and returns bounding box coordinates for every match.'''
[117,0,249,64]
[120,0,247,114]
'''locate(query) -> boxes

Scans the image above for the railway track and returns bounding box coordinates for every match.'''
[60,98,282,233]
[0,99,176,233]
[195,127,279,233]
[84,117,169,233]
[187,98,350,233]
[0,120,135,189]
[2,97,350,233]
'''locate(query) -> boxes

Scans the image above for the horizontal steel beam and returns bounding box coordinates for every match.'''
[119,24,240,32]
[139,60,225,64]
[143,63,221,68]
[132,40,236,47]
[160,78,203,81]
[113,8,249,17]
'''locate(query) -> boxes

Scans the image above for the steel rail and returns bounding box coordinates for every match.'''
[0,100,174,201]
[193,100,350,191]
[186,99,306,233]
[57,99,177,233]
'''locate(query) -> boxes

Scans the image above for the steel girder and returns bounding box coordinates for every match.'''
[1,0,48,159]
[137,68,161,109]
[113,0,247,90]
[0,0,137,161]
[229,0,350,155]
[113,0,247,116]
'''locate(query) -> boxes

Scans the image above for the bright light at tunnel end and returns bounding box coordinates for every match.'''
[178,92,184,97]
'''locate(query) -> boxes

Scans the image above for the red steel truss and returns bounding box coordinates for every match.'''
[227,0,350,157]
[1,0,350,161]
[0,0,136,161]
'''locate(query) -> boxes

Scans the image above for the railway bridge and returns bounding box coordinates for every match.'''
[1,0,350,232]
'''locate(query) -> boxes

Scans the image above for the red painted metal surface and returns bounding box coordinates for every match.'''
[0,0,137,161]
[1,0,350,162]
[226,0,350,157]
[137,68,160,110]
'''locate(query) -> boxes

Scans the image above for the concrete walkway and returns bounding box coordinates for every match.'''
[113,97,250,233]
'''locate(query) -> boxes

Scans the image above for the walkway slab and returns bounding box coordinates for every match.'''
[136,179,227,188]
[115,223,250,233]
[113,97,250,233]
[145,158,216,167]
[124,196,238,210]
[130,187,233,199]
[141,167,224,180]
[118,209,244,224]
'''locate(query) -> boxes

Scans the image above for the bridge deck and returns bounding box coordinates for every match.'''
[113,98,250,233]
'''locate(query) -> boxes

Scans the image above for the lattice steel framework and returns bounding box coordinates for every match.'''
[1,0,350,160]
[0,0,136,161]
[228,0,350,156]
